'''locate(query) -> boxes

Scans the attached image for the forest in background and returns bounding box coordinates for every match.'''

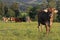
[0,0,60,22]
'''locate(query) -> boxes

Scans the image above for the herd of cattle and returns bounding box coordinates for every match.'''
[2,16,31,22]
[2,7,58,34]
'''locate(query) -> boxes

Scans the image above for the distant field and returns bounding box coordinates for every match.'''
[0,21,60,40]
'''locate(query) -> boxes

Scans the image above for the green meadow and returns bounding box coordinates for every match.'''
[0,21,60,40]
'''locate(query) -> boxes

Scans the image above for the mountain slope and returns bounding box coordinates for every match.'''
[1,0,43,11]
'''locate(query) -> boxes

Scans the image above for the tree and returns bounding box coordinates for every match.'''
[8,9,15,17]
[11,2,19,10]
[56,10,60,22]
[46,0,56,8]
[10,2,20,18]
[14,9,20,18]
[29,6,38,21]
[4,6,9,17]
[0,2,4,19]
[55,0,60,22]
[0,2,4,16]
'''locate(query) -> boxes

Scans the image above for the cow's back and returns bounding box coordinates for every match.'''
[38,11,50,25]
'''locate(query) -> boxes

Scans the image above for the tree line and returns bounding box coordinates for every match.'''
[0,0,60,22]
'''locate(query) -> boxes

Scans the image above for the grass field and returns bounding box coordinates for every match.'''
[0,21,60,40]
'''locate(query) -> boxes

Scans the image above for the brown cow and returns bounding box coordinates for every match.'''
[38,8,58,34]
[10,17,15,22]
[10,17,26,22]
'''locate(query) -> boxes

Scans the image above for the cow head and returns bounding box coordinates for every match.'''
[52,8,58,14]
[44,8,58,13]
[44,8,58,17]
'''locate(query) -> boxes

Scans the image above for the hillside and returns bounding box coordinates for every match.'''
[1,0,46,11]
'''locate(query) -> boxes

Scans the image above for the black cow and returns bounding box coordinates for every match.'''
[37,8,58,34]
[15,18,26,22]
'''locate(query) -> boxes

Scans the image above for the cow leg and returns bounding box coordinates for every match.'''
[49,22,52,32]
[49,24,51,32]
[49,25,51,32]
[38,22,40,31]
[40,24,43,32]
[45,25,49,34]
[45,22,50,34]
[38,22,42,32]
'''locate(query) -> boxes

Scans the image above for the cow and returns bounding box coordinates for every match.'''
[10,17,16,22]
[2,17,10,22]
[10,17,26,22]
[37,8,58,34]
[15,18,22,22]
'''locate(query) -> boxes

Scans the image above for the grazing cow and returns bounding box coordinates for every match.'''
[2,17,10,22]
[15,18,22,22]
[10,17,26,22]
[10,17,15,22]
[15,18,26,22]
[37,8,58,34]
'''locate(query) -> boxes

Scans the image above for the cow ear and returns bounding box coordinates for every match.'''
[44,9,48,12]
[54,10,58,13]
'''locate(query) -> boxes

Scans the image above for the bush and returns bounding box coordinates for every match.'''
[28,7,37,21]
[20,12,28,18]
